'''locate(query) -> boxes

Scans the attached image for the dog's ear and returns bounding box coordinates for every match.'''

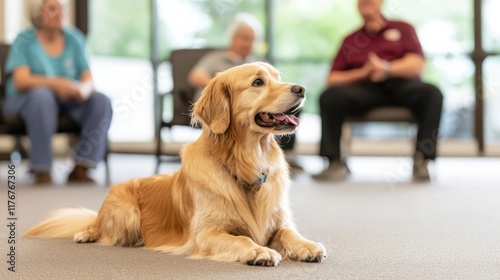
[192,74,231,134]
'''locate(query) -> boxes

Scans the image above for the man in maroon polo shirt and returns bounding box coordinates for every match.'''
[314,0,443,181]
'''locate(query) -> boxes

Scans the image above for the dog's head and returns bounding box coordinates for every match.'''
[192,62,305,136]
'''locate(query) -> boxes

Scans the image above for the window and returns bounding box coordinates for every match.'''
[4,0,24,43]
[158,0,265,54]
[87,0,153,142]
[484,57,500,142]
[483,0,500,143]
[273,0,360,115]
[483,0,500,52]
[392,0,474,140]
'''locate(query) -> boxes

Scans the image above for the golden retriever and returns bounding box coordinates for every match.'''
[24,62,326,266]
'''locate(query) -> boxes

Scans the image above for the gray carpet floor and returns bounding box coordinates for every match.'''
[1,155,499,279]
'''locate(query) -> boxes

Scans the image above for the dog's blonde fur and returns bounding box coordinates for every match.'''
[25,62,326,266]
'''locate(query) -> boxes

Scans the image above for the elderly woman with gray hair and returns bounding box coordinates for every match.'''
[3,0,112,185]
[188,13,264,89]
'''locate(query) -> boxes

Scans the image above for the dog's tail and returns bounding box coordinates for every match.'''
[24,208,97,239]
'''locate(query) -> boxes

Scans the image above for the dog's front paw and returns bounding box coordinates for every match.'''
[289,241,327,263]
[242,247,282,267]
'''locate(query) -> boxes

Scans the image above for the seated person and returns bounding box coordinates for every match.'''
[189,13,302,170]
[314,0,443,181]
[3,0,112,184]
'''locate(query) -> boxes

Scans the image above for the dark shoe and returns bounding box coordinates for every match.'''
[413,152,430,181]
[312,160,348,181]
[67,165,95,184]
[35,172,52,185]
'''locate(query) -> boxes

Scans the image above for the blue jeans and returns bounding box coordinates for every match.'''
[3,87,113,172]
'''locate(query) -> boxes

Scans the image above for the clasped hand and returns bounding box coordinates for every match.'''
[363,52,391,83]
[51,77,85,102]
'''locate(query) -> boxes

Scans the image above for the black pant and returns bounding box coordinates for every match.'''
[319,78,443,161]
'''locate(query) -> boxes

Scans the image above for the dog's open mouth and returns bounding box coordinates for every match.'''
[255,104,301,130]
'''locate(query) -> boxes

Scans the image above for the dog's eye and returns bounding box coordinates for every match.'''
[252,78,264,87]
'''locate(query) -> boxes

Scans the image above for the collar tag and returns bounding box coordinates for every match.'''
[258,173,267,184]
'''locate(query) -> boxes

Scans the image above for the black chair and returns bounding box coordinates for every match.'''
[155,48,216,173]
[0,44,110,184]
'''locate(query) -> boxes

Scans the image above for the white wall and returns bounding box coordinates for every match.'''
[0,0,4,42]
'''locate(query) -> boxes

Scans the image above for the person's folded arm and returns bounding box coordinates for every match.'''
[188,69,213,89]
[12,66,79,100]
[388,53,425,79]
[12,66,59,92]
[325,64,371,87]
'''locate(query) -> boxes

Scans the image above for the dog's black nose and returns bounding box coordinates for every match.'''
[291,85,305,98]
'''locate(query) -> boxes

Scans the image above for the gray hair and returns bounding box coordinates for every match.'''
[226,13,263,40]
[27,0,48,28]
[27,0,66,28]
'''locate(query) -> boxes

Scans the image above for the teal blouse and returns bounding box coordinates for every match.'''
[5,27,89,97]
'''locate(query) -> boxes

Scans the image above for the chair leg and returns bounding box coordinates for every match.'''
[104,142,111,186]
[155,129,163,174]
[155,93,165,174]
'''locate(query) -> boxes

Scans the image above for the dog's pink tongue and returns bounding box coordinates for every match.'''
[273,114,300,126]
[288,115,300,126]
